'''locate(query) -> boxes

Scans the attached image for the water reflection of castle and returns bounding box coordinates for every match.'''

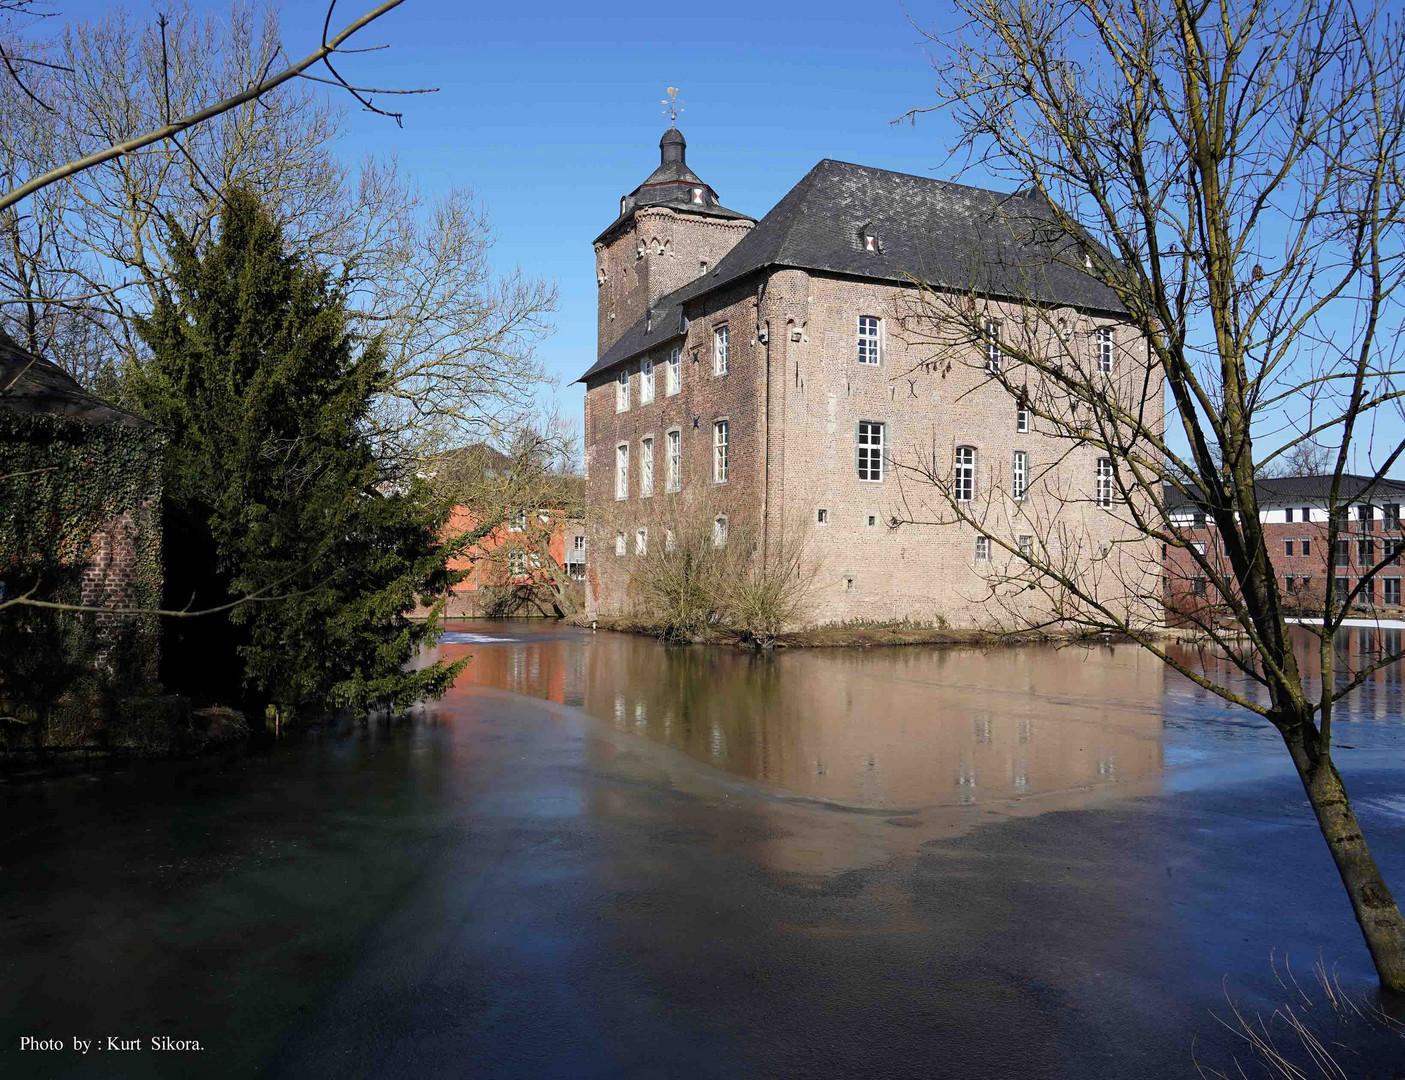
[449,633,1170,809]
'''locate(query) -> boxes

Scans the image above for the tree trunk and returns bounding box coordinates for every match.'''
[1282,720,1405,991]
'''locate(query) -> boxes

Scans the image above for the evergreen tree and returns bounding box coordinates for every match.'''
[129,189,465,717]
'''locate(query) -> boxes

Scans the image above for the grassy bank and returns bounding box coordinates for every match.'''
[570,614,1045,649]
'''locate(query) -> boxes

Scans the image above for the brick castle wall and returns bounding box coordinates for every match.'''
[586,261,1165,629]
[595,208,752,358]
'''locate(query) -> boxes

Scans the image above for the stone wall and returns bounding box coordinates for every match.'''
[762,270,1164,628]
[585,277,765,618]
[585,261,1165,629]
[594,208,752,359]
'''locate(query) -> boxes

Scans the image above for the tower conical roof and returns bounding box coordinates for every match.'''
[594,126,752,244]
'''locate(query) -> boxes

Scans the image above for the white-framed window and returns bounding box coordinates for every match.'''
[508,551,527,577]
[508,509,526,532]
[713,420,729,483]
[1096,457,1115,508]
[1386,578,1402,606]
[1016,407,1029,433]
[640,356,655,403]
[713,325,729,375]
[955,445,975,502]
[615,443,629,500]
[713,514,728,547]
[666,346,682,395]
[857,421,885,482]
[1018,535,1034,558]
[574,535,585,554]
[665,529,676,553]
[1191,540,1207,555]
[858,316,882,365]
[1096,327,1113,374]
[636,527,648,555]
[640,437,654,497]
[816,508,829,525]
[1012,450,1027,502]
[984,319,1002,374]
[666,428,681,492]
[616,367,629,412]
[615,531,626,556]
[975,535,990,562]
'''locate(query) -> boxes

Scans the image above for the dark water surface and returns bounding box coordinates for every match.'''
[3,622,1405,1078]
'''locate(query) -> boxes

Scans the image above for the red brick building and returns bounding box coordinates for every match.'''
[432,444,586,617]
[1163,474,1405,617]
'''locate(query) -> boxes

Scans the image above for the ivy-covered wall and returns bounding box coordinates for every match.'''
[0,411,164,582]
[0,410,165,753]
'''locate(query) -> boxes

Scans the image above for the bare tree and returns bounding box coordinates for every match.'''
[620,495,818,647]
[0,2,555,463]
[896,0,1405,988]
[0,0,419,213]
[430,418,584,617]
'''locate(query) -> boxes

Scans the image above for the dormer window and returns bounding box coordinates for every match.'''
[860,222,879,252]
[646,308,653,333]
[692,187,704,205]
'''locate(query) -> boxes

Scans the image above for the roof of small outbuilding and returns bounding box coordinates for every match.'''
[0,334,151,427]
[578,158,1124,384]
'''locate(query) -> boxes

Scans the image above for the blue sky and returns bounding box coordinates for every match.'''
[49,0,1403,474]
[266,0,973,419]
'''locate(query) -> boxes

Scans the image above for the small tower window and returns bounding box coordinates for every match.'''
[692,187,704,205]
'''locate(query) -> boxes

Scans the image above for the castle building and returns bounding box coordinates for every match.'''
[577,127,1164,628]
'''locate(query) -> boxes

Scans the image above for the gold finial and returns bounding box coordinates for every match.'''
[661,87,683,124]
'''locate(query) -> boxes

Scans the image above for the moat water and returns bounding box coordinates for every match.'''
[2,622,1404,1077]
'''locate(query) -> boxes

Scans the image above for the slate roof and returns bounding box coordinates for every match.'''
[0,334,151,427]
[592,127,752,246]
[578,158,1125,384]
[1163,475,1405,510]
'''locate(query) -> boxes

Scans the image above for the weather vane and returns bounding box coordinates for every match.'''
[661,87,683,124]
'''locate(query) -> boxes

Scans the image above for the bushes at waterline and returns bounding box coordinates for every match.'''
[616,498,818,647]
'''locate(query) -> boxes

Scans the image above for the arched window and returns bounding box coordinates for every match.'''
[713,515,728,548]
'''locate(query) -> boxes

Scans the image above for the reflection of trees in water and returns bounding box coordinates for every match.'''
[1163,623,1405,724]
[1168,627,1405,723]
